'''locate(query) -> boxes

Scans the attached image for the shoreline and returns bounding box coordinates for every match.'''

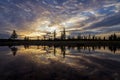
[0,40,120,46]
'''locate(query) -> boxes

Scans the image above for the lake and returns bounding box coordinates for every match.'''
[0,45,120,80]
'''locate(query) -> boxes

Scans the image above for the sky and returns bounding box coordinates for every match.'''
[0,0,120,38]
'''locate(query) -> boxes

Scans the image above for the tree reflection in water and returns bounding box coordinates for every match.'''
[0,45,119,80]
[9,46,18,56]
[8,45,120,57]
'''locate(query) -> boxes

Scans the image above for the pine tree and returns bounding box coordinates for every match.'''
[10,30,18,40]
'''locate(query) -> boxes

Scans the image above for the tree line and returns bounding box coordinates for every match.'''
[9,30,120,41]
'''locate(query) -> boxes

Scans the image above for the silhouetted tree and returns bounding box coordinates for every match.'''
[54,30,56,40]
[10,30,18,40]
[71,36,75,40]
[24,36,29,40]
[37,36,40,40]
[98,37,101,41]
[109,33,117,40]
[61,28,66,40]
[67,36,71,40]
[118,36,120,40]
[92,35,95,40]
[43,35,46,40]
[77,35,81,40]
[103,37,106,41]
[83,36,87,40]
[88,34,91,40]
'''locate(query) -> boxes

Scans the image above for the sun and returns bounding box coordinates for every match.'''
[49,27,57,32]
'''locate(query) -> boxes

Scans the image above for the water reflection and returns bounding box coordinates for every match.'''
[8,45,120,56]
[0,45,120,80]
[9,46,18,56]
[61,46,66,58]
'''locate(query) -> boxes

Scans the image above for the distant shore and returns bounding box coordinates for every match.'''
[0,39,120,46]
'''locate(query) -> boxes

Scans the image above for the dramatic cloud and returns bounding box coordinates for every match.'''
[0,0,120,38]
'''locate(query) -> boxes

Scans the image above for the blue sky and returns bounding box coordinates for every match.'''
[0,0,120,38]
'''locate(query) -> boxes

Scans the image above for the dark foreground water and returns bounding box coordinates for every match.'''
[0,45,120,80]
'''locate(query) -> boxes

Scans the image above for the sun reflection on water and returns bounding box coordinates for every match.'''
[0,45,120,80]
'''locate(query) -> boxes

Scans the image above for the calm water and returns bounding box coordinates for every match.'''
[0,45,120,80]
